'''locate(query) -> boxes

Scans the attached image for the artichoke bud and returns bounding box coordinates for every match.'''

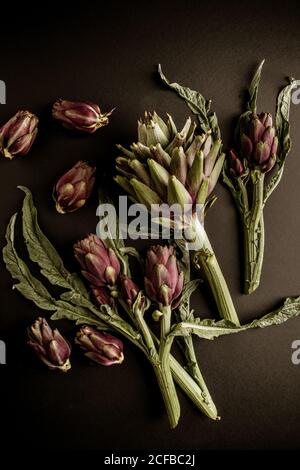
[27,317,71,372]
[53,161,96,214]
[52,99,114,133]
[75,326,124,366]
[167,175,193,208]
[152,310,163,321]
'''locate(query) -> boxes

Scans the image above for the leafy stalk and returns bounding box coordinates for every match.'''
[167,295,300,340]
[3,188,219,424]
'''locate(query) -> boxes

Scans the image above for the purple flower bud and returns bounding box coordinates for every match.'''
[92,286,115,308]
[53,161,96,213]
[52,99,114,134]
[74,234,121,288]
[237,113,278,173]
[144,245,183,308]
[27,317,71,372]
[75,326,124,366]
[120,275,140,307]
[0,111,38,159]
[229,149,245,177]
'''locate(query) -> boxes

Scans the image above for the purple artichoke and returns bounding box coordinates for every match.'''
[27,317,71,372]
[92,286,115,308]
[231,112,277,173]
[53,160,96,213]
[0,110,38,159]
[144,245,183,308]
[120,275,140,307]
[75,326,124,366]
[74,234,121,288]
[52,99,114,134]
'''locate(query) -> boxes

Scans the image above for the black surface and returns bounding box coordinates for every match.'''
[1,0,300,450]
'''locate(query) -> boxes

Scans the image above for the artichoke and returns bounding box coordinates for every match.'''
[115,112,225,211]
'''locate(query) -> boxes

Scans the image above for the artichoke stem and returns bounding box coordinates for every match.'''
[192,229,240,326]
[244,214,265,295]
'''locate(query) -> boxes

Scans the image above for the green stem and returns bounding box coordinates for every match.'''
[192,227,240,326]
[244,174,265,294]
[178,336,216,409]
[157,305,181,428]
[115,299,218,420]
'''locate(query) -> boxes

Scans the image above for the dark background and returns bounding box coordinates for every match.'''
[0,0,300,451]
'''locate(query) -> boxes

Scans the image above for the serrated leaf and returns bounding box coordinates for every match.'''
[3,214,56,311]
[19,186,89,296]
[264,77,295,203]
[51,300,108,329]
[247,59,265,112]
[275,77,295,166]
[158,64,220,138]
[169,295,300,340]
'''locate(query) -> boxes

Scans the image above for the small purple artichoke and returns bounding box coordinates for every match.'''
[92,286,115,308]
[120,275,140,307]
[74,234,121,288]
[27,317,71,372]
[53,160,96,213]
[52,99,114,134]
[75,326,124,366]
[233,112,277,173]
[144,245,183,308]
[229,149,245,177]
[0,110,38,159]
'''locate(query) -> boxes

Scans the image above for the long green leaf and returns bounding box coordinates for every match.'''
[19,186,88,296]
[264,76,295,203]
[247,59,265,112]
[158,64,221,139]
[2,213,108,329]
[169,295,300,341]
[3,214,56,311]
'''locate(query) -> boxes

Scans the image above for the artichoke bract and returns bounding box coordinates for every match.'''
[75,326,124,366]
[230,112,277,174]
[92,286,115,307]
[52,99,114,133]
[144,245,183,308]
[120,275,139,307]
[74,234,121,289]
[115,111,225,211]
[0,110,38,159]
[27,317,71,372]
[53,160,96,213]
